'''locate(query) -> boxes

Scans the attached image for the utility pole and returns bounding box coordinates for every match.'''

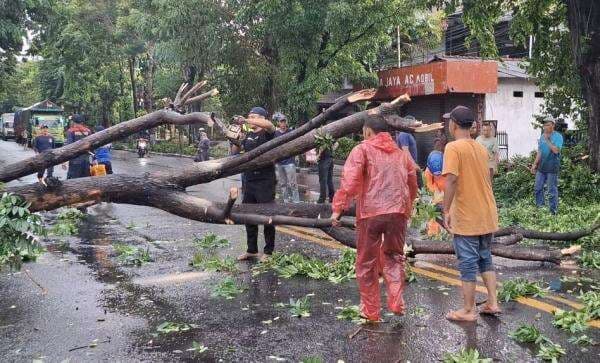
[397,26,401,67]
[528,35,533,58]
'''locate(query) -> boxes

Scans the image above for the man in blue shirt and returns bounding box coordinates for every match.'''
[93,126,113,174]
[530,117,564,214]
[396,117,422,188]
[273,112,300,203]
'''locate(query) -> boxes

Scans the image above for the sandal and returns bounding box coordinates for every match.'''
[479,305,502,316]
[446,310,477,322]
[237,252,259,261]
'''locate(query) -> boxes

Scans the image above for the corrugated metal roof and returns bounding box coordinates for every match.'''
[428,55,529,79]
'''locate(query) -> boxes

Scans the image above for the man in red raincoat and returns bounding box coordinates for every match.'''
[331,115,418,321]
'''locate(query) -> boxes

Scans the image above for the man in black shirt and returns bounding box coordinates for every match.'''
[232,106,276,262]
[32,125,55,184]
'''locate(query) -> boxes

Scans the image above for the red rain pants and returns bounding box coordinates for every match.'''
[356,213,407,321]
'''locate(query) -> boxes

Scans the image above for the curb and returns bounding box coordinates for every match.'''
[114,148,195,159]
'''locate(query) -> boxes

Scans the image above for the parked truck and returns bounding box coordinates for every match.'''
[1,113,15,140]
[13,100,66,147]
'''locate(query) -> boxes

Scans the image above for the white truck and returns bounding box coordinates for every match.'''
[1,113,15,140]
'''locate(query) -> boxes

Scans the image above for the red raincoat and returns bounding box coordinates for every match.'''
[332,132,418,321]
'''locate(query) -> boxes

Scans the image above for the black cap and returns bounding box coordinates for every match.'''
[72,114,84,124]
[449,106,474,126]
[249,106,268,118]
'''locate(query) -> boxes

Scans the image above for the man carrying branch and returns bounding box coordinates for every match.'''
[331,115,418,322]
[232,107,277,262]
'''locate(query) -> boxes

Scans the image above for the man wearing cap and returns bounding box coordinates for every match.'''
[273,112,300,203]
[62,114,92,179]
[33,125,56,185]
[232,107,277,262]
[443,105,500,322]
[530,116,563,214]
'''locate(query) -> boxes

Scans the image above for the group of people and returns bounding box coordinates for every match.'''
[231,103,564,323]
[33,114,113,185]
[31,104,563,322]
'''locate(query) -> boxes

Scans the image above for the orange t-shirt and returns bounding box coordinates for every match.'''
[442,139,498,236]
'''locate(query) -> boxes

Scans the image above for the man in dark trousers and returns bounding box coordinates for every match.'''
[33,125,55,185]
[62,114,92,179]
[317,140,336,204]
[232,106,277,262]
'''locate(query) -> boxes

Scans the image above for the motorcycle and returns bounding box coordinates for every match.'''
[137,138,148,158]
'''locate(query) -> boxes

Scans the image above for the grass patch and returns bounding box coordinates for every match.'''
[497,278,547,302]
[442,348,491,363]
[211,277,244,299]
[50,208,84,236]
[113,243,152,266]
[289,296,311,318]
[335,305,365,324]
[578,250,600,269]
[253,249,355,284]
[552,310,589,333]
[194,233,230,249]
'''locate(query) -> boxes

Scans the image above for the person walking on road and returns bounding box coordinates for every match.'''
[32,125,56,185]
[331,115,418,322]
[442,106,501,322]
[273,112,300,203]
[476,122,499,180]
[93,126,113,174]
[232,107,277,262]
[530,116,563,215]
[62,114,92,179]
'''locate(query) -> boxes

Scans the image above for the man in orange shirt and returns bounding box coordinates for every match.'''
[442,106,501,322]
[331,115,418,322]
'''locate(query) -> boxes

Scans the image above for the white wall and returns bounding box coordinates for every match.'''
[485,78,545,157]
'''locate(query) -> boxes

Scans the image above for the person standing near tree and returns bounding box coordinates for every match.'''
[232,107,277,262]
[62,114,92,179]
[317,138,336,204]
[195,130,210,162]
[32,125,55,185]
[93,126,113,174]
[273,112,300,203]
[331,115,418,322]
[395,116,423,189]
[476,122,499,180]
[530,116,563,215]
[443,106,501,322]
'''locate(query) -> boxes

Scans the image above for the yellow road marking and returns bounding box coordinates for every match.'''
[276,226,345,250]
[278,226,600,328]
[417,261,585,310]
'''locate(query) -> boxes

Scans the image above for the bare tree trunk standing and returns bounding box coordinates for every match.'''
[128,57,138,117]
[566,0,600,171]
[141,42,157,113]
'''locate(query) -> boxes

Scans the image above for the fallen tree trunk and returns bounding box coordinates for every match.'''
[320,226,579,264]
[495,222,600,241]
[2,81,591,266]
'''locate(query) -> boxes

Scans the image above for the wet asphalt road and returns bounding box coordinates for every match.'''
[0,140,599,363]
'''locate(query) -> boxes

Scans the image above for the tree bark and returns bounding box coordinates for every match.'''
[128,57,138,117]
[320,226,577,264]
[0,110,215,183]
[495,222,600,241]
[566,0,600,172]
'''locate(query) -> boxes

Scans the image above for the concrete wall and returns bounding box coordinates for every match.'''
[484,78,545,157]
